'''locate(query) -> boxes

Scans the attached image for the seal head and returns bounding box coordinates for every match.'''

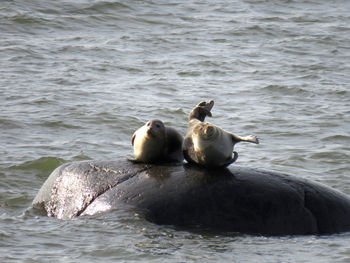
[188,100,214,121]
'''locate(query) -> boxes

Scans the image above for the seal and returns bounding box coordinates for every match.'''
[131,119,184,164]
[183,100,259,167]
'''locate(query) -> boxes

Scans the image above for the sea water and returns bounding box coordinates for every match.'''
[1,0,350,262]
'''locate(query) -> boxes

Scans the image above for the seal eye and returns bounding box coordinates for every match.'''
[147,122,150,127]
[156,124,160,128]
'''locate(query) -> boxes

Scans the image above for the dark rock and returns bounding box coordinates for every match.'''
[32,160,350,236]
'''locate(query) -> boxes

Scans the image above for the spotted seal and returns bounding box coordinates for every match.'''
[183,100,259,167]
[131,119,183,164]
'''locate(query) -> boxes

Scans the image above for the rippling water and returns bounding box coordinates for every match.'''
[1,0,350,262]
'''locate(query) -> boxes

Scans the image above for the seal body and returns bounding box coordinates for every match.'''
[183,100,259,168]
[184,119,259,167]
[189,120,236,167]
[132,119,183,164]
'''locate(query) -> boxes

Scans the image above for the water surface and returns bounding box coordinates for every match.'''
[1,0,350,262]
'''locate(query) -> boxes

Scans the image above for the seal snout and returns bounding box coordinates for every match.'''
[146,127,153,136]
[146,119,165,137]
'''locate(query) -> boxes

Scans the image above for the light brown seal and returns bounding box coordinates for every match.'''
[183,100,259,168]
[131,119,183,164]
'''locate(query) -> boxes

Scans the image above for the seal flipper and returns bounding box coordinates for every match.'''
[232,151,239,163]
[131,133,136,145]
[183,136,199,165]
[231,134,259,144]
[126,157,142,164]
[220,151,238,167]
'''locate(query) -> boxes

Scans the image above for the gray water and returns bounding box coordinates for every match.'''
[1,0,350,262]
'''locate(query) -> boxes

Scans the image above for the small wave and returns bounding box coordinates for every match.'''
[322,135,350,144]
[9,157,66,178]
[177,71,201,77]
[40,120,81,129]
[0,118,24,129]
[291,16,323,23]
[310,151,349,163]
[9,15,47,25]
[3,195,32,209]
[9,155,91,178]
[71,153,92,161]
[72,1,133,15]
[262,85,308,95]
